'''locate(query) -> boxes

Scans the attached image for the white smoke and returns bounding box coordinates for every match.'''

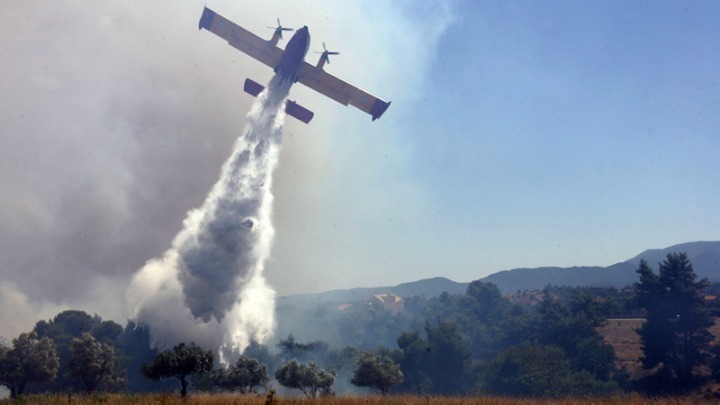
[127,75,292,363]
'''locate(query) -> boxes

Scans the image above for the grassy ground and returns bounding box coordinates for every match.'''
[2,393,720,405]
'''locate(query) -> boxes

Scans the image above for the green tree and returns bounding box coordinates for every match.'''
[635,253,714,384]
[92,320,124,347]
[276,334,328,364]
[0,332,59,398]
[32,310,123,393]
[395,320,470,395]
[482,343,618,397]
[121,321,165,392]
[275,360,334,398]
[243,341,278,375]
[395,330,431,394]
[69,333,116,394]
[572,337,617,382]
[351,352,403,395]
[531,293,619,382]
[465,281,508,323]
[464,282,514,361]
[215,355,269,394]
[141,342,213,397]
[424,320,470,395]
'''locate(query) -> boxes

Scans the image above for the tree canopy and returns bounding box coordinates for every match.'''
[214,355,269,394]
[351,352,403,395]
[395,319,471,395]
[32,310,123,393]
[275,360,334,398]
[3,260,718,398]
[482,343,618,398]
[142,342,213,397]
[635,253,714,387]
[0,332,59,398]
[69,333,117,394]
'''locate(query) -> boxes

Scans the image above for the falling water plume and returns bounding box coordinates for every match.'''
[127,75,292,363]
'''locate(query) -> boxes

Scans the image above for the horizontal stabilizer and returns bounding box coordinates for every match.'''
[243,78,264,97]
[285,100,314,124]
[243,78,313,124]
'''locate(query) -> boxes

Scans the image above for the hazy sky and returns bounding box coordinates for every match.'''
[1,0,719,336]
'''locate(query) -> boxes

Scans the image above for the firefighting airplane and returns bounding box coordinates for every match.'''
[198,7,391,124]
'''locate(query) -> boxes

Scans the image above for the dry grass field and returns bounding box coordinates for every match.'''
[597,318,645,373]
[597,317,720,375]
[2,393,719,405]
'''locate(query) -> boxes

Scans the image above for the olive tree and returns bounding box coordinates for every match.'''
[351,352,403,395]
[69,333,116,393]
[275,360,334,398]
[142,342,213,397]
[215,355,268,394]
[0,332,59,398]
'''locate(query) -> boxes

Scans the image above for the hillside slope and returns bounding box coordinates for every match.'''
[279,276,468,304]
[481,241,720,292]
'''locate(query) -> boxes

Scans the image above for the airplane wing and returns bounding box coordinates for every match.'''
[297,62,391,121]
[199,7,283,70]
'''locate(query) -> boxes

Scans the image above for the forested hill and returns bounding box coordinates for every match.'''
[279,277,468,305]
[480,241,720,292]
[279,242,720,302]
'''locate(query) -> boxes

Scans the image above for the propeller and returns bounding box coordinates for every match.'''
[315,42,340,64]
[267,18,293,39]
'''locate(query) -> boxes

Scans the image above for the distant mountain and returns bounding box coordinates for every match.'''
[278,276,468,305]
[272,242,718,346]
[277,242,720,303]
[480,241,720,293]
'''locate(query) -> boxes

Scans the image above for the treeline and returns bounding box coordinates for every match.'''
[1,252,719,398]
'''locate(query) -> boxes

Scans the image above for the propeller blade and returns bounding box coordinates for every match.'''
[314,42,339,66]
[267,18,294,40]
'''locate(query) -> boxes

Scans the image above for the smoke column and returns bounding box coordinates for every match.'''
[127,75,292,363]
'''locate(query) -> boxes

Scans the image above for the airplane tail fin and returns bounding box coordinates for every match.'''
[243,78,314,124]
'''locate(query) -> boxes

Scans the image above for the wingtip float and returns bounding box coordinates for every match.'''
[199,6,390,124]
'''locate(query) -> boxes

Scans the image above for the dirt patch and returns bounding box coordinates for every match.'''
[598,317,720,376]
[598,319,645,373]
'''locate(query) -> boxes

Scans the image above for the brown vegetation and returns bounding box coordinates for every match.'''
[597,318,720,376]
[597,319,645,373]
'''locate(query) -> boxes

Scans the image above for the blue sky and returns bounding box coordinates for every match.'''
[383,0,720,277]
[1,1,719,335]
[279,0,720,293]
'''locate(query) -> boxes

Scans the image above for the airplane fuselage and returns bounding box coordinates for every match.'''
[274,26,310,83]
